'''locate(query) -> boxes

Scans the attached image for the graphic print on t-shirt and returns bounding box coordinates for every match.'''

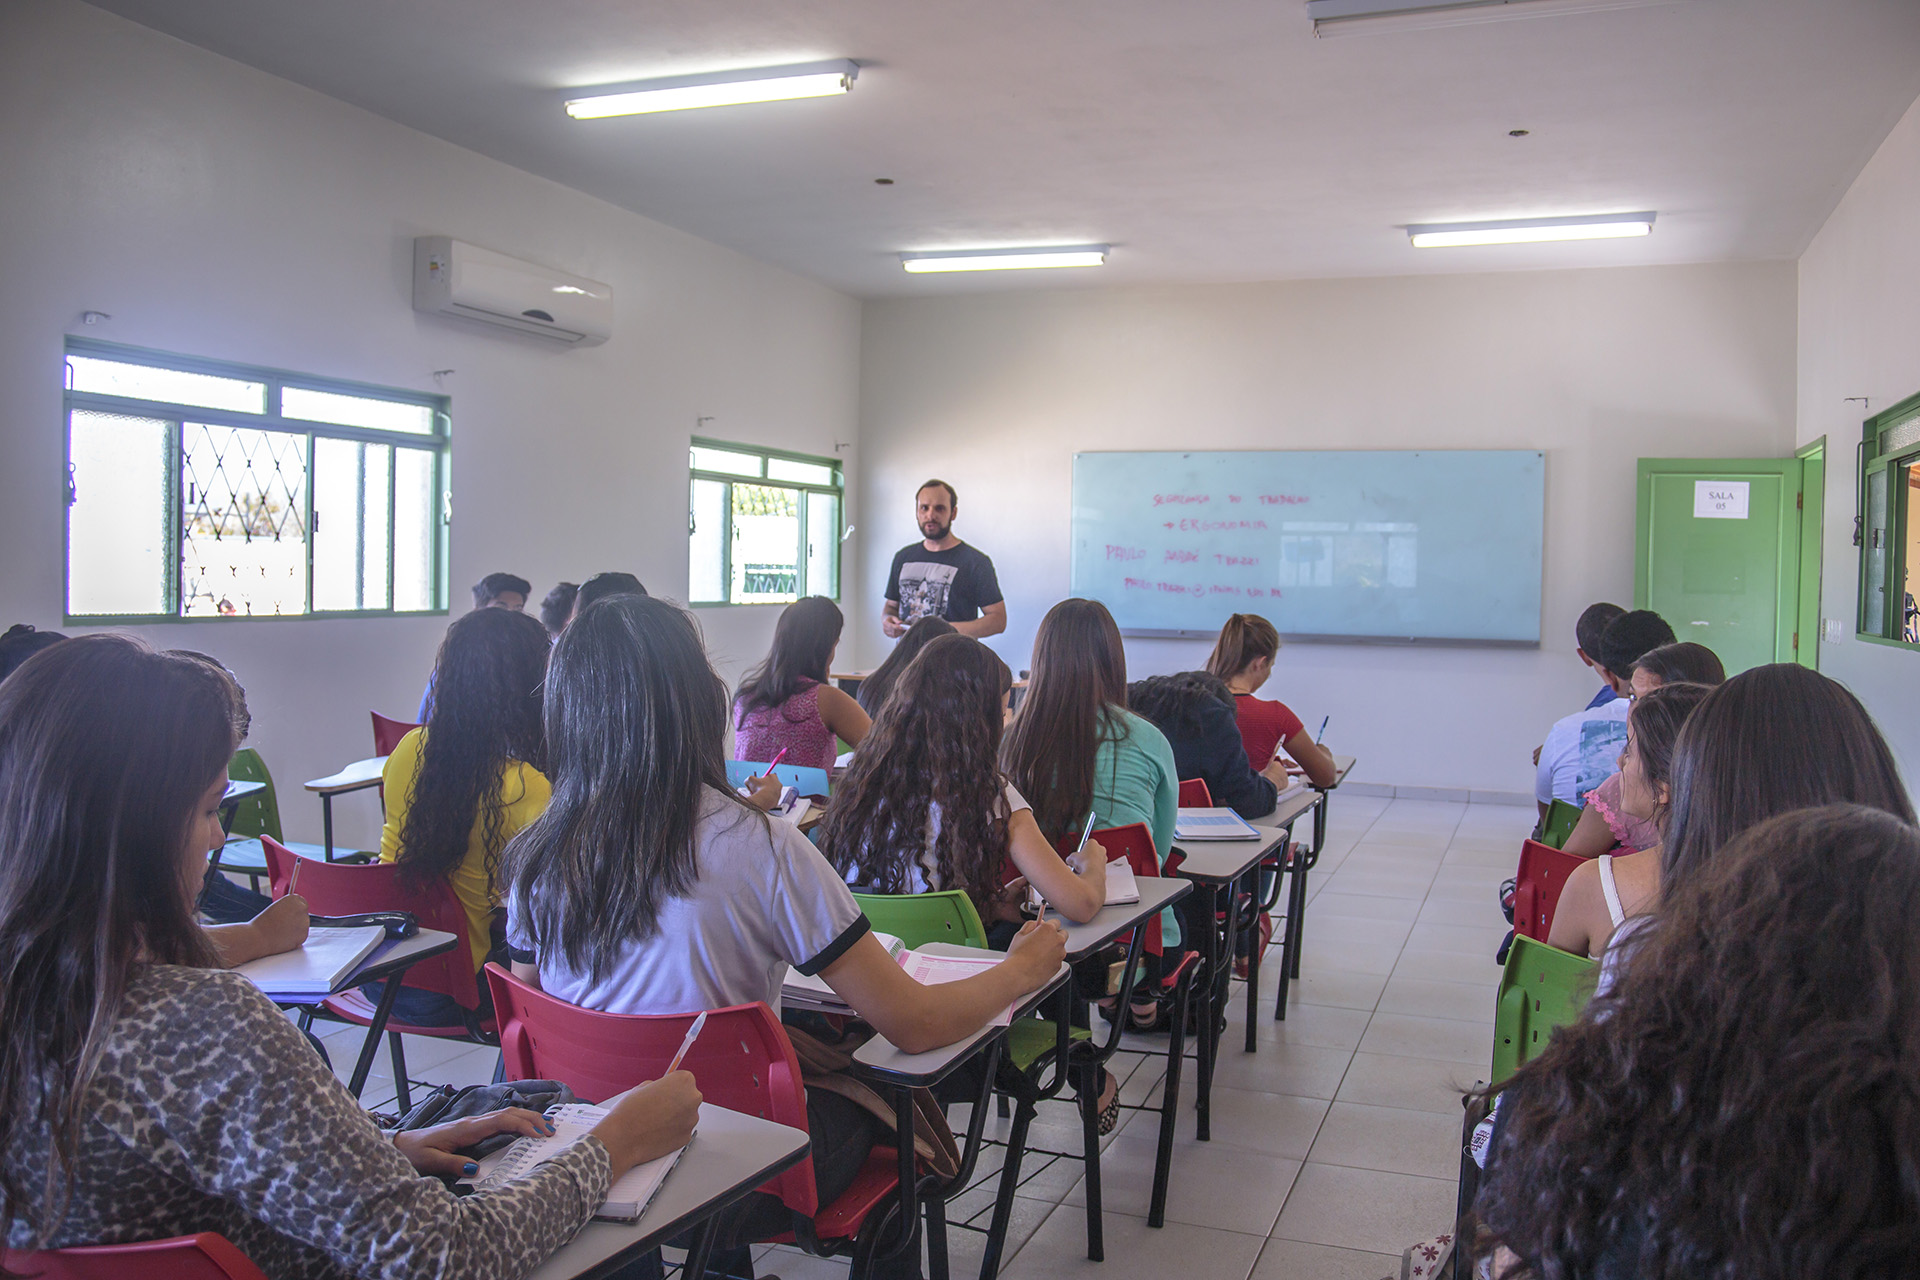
[898,561,960,623]
[1574,718,1628,798]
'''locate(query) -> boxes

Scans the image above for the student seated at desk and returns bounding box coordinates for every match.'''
[1474,806,1920,1280]
[1548,682,1710,960]
[1591,663,1912,993]
[733,596,870,770]
[0,635,699,1279]
[1564,642,1726,858]
[1129,671,1284,820]
[1204,613,1336,786]
[504,595,1065,1279]
[855,614,955,717]
[1534,609,1676,820]
[372,606,553,1027]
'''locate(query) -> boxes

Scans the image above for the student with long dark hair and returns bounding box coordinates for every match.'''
[374,606,551,1026]
[1474,805,1920,1278]
[1204,613,1335,786]
[823,633,1107,925]
[1002,599,1177,859]
[504,595,1065,1275]
[855,615,955,717]
[1547,682,1711,959]
[1128,671,1280,820]
[733,595,869,769]
[0,635,699,1275]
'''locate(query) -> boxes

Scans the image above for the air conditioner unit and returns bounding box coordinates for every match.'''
[412,236,613,346]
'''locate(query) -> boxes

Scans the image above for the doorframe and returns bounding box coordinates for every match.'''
[1796,438,1825,669]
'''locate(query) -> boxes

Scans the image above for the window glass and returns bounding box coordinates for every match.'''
[1865,466,1888,636]
[313,439,393,611]
[689,478,727,603]
[690,446,762,478]
[283,386,435,435]
[769,457,836,486]
[67,411,170,616]
[687,440,840,605]
[731,483,800,603]
[805,492,839,598]
[1904,464,1920,644]
[66,355,265,415]
[179,424,309,617]
[392,448,439,612]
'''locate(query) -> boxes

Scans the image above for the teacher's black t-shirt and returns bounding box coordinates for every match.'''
[885,542,1003,624]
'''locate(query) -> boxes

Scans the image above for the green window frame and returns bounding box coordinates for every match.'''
[688,437,843,606]
[62,338,451,623]
[1856,389,1920,648]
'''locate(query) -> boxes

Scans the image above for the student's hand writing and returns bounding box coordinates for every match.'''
[590,1071,702,1176]
[247,894,309,958]
[745,773,782,811]
[391,1106,557,1179]
[1005,918,1067,987]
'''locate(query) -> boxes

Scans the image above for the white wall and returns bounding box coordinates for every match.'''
[1799,92,1920,781]
[858,264,1798,796]
[0,0,862,849]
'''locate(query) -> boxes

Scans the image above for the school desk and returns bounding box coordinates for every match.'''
[303,755,387,860]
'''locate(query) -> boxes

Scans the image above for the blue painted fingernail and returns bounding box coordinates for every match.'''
[463,1161,479,1175]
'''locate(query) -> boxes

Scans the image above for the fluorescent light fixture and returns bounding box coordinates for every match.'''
[565,60,857,119]
[900,245,1109,273]
[1308,0,1676,36]
[1407,212,1656,248]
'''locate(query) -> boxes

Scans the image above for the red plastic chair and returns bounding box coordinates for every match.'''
[486,968,910,1264]
[1177,778,1213,807]
[4,1233,269,1280]
[261,835,492,1109]
[371,711,420,757]
[1512,839,1586,943]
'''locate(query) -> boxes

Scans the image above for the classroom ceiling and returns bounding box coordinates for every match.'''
[88,0,1920,299]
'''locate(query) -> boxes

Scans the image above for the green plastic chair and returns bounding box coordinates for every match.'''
[1536,798,1583,849]
[1491,935,1597,1085]
[217,749,329,887]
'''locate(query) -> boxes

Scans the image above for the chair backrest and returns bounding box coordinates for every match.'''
[1177,778,1213,808]
[1538,799,1583,849]
[371,711,420,758]
[726,759,832,798]
[261,836,481,1012]
[4,1233,270,1280]
[1512,840,1585,943]
[1491,935,1596,1085]
[224,748,284,843]
[486,966,818,1216]
[853,890,989,949]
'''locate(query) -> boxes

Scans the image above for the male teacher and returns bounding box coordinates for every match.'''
[882,479,1006,639]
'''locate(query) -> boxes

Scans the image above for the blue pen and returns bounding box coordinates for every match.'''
[1315,716,1329,744]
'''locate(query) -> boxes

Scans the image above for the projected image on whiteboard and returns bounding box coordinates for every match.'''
[1071,450,1543,644]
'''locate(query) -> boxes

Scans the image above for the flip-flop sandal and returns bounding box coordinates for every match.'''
[1095,1070,1122,1135]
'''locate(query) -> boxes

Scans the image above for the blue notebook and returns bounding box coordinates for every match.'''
[1174,807,1262,841]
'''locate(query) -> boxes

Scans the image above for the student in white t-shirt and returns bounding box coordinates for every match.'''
[1534,610,1675,819]
[502,595,1065,1280]
[820,632,1108,925]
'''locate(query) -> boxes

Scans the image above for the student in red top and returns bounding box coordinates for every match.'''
[1204,613,1337,787]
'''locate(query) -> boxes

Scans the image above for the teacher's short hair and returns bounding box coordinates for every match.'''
[917,478,957,507]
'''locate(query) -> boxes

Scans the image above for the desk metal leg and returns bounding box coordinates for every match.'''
[1194,882,1223,1142]
[1243,865,1262,1054]
[1076,1056,1104,1261]
[1296,795,1331,979]
[681,1220,721,1280]
[1151,969,1192,1228]
[321,794,337,862]
[978,1096,1035,1280]
[347,975,407,1099]
[925,1194,949,1280]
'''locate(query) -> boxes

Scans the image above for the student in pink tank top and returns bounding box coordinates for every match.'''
[732,596,871,770]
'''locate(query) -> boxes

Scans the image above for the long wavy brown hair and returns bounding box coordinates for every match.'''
[1472,803,1920,1279]
[1001,598,1128,840]
[820,634,1013,918]
[0,637,234,1257]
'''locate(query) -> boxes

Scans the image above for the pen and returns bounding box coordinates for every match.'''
[287,859,302,898]
[665,1010,708,1075]
[1071,809,1097,857]
[766,747,790,772]
[1315,716,1330,744]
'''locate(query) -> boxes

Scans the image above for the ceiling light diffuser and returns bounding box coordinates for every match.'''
[1407,212,1656,248]
[566,60,857,119]
[900,246,1109,273]
[1308,0,1676,37]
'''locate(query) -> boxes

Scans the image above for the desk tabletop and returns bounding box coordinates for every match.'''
[849,946,1069,1087]
[1260,784,1323,832]
[1171,824,1291,883]
[304,756,388,794]
[525,1103,810,1280]
[1046,876,1190,959]
[241,927,457,1002]
[1327,755,1356,788]
[222,779,265,805]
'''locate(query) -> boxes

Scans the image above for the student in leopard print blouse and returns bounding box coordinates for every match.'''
[0,637,700,1279]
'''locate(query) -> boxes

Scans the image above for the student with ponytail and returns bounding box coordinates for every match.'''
[1204,613,1335,786]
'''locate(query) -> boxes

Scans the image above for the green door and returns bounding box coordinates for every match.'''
[1635,458,1807,675]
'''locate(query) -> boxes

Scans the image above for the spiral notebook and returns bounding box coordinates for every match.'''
[459,1102,688,1221]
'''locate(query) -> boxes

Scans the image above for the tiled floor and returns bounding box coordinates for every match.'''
[319,796,1524,1280]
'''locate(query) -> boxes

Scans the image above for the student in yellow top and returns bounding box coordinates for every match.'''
[369,606,552,1027]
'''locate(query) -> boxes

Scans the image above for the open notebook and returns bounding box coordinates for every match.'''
[459,1102,688,1221]
[783,932,1017,1026]
[1026,860,1139,913]
[233,925,386,996]
[1173,807,1263,841]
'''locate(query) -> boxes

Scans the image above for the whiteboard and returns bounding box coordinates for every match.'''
[1070,450,1545,644]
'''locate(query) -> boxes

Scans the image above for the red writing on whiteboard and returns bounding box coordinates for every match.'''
[1209,585,1243,596]
[1228,494,1242,503]
[1214,554,1258,566]
[1105,545,1146,561]
[1258,494,1309,506]
[1152,494,1211,506]
[1173,518,1269,532]
[1165,549,1198,564]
